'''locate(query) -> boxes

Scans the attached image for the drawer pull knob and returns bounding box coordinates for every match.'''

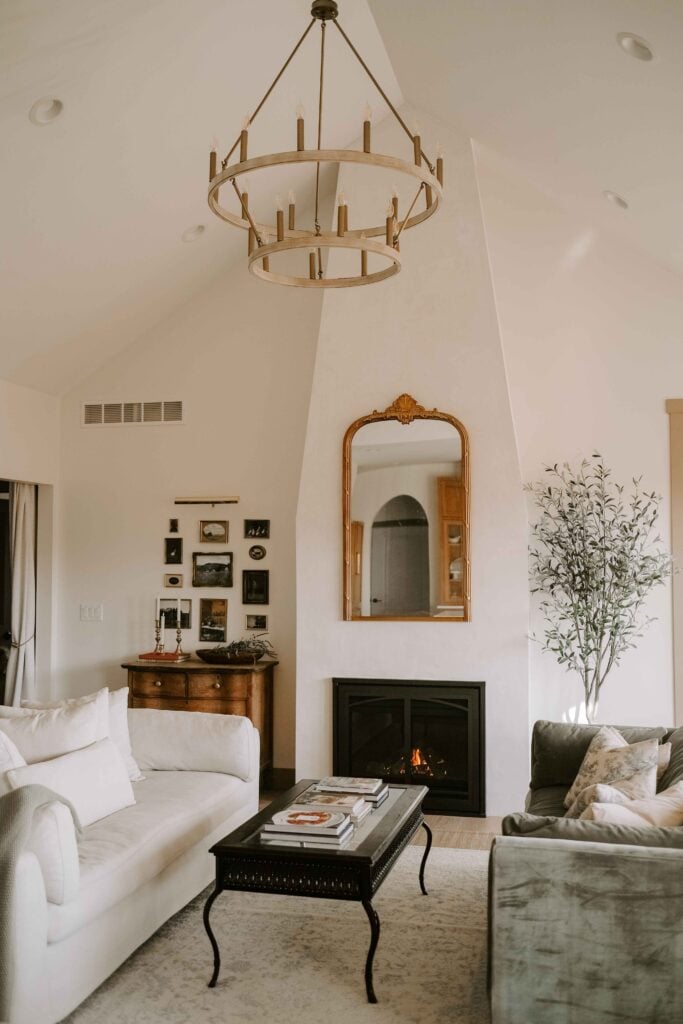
[214,682,221,689]
[155,680,162,687]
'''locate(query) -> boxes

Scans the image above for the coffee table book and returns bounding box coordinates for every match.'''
[263,808,351,837]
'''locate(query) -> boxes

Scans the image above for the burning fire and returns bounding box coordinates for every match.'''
[411,747,426,768]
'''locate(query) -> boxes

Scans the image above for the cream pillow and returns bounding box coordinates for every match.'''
[658,742,672,780]
[582,780,683,827]
[6,738,135,827]
[0,701,100,765]
[26,802,80,904]
[0,730,27,795]
[565,782,631,820]
[22,688,109,742]
[564,726,658,810]
[22,687,143,781]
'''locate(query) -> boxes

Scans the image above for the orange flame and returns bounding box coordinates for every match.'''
[411,747,424,767]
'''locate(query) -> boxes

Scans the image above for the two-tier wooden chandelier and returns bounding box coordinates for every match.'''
[207,0,443,288]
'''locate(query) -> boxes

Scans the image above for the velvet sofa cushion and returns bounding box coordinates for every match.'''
[530,720,667,790]
[525,785,567,817]
[502,811,683,849]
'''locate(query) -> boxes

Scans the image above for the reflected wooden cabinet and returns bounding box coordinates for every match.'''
[438,477,466,612]
[122,659,277,778]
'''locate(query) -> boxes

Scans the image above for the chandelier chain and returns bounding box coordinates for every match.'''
[314,21,326,241]
[223,17,316,169]
[332,19,434,174]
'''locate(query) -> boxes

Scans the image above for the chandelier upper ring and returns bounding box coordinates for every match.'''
[208,148,443,240]
[247,233,401,289]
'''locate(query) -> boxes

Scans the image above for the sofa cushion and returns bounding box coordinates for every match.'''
[530,720,667,789]
[47,769,248,942]
[502,811,683,849]
[7,739,135,827]
[0,730,26,795]
[129,708,255,781]
[660,727,683,790]
[0,701,100,764]
[582,781,683,827]
[525,785,567,817]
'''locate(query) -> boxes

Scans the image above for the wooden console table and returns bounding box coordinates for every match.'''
[121,659,277,778]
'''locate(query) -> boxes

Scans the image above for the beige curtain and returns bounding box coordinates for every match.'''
[5,482,36,705]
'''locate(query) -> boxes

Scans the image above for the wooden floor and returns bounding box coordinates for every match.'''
[260,794,501,852]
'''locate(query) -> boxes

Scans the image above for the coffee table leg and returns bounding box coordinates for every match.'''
[203,885,222,988]
[419,820,433,896]
[361,899,381,1004]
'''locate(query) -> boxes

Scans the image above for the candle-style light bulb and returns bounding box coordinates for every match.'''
[241,114,250,130]
[288,189,296,205]
[363,102,372,122]
[288,189,296,230]
[387,202,395,218]
[337,190,347,207]
[275,193,283,212]
[435,141,444,159]
[296,101,305,119]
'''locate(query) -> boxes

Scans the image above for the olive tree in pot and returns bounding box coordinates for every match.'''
[526,455,672,723]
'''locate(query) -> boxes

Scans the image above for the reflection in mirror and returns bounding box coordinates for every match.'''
[343,395,469,621]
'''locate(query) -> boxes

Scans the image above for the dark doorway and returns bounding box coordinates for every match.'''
[370,495,429,616]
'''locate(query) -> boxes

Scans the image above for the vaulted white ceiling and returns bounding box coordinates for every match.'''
[2,0,681,395]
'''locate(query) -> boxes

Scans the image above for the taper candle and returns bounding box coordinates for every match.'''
[288,190,296,230]
[296,102,305,151]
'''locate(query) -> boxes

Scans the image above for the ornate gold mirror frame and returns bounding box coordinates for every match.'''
[342,393,471,621]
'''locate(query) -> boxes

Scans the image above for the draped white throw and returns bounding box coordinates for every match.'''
[5,483,36,705]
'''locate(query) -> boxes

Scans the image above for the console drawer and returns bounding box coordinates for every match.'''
[131,672,187,699]
[188,675,248,700]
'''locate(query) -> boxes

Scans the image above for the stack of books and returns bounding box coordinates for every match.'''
[295,787,372,826]
[260,807,353,849]
[312,776,390,807]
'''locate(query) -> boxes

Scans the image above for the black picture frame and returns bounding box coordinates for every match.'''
[242,569,269,604]
[192,552,233,587]
[244,519,270,539]
[164,573,183,588]
[164,537,183,564]
[169,518,179,534]
[245,613,268,630]
[248,544,266,560]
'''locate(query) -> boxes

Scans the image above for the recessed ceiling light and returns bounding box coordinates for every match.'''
[603,190,629,210]
[616,33,654,61]
[28,97,63,126]
[181,225,206,242]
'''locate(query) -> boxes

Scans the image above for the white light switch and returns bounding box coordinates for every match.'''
[80,604,104,622]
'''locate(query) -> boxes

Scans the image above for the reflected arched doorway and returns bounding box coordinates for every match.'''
[370,494,430,616]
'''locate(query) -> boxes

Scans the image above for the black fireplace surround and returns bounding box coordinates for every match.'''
[333,678,485,816]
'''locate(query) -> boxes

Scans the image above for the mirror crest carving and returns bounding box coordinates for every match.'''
[343,393,470,622]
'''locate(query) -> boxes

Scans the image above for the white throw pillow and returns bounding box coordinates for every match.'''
[0,701,100,765]
[582,780,683,827]
[6,738,136,827]
[22,688,109,742]
[0,731,27,795]
[21,687,143,782]
[26,802,80,905]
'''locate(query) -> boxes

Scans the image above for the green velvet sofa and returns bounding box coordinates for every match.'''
[489,720,683,1024]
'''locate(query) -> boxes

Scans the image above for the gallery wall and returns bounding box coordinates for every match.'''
[296,115,531,815]
[475,144,683,727]
[56,265,322,771]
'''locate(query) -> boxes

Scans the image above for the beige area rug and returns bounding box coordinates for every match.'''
[64,847,491,1024]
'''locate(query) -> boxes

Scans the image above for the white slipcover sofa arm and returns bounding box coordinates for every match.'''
[6,852,51,1024]
[128,708,259,782]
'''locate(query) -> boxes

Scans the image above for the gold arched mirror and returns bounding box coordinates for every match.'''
[343,394,470,621]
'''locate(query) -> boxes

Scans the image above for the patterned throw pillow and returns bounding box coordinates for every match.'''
[564,726,659,812]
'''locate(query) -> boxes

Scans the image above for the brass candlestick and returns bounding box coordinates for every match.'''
[174,624,184,657]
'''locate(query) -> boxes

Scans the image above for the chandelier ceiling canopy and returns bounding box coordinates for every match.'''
[207,0,443,289]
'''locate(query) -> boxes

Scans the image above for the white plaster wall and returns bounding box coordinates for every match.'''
[296,115,530,815]
[57,265,322,770]
[0,378,60,485]
[475,145,683,729]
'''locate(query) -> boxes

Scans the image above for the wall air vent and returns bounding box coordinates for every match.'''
[82,401,183,427]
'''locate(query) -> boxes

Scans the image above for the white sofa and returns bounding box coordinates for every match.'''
[6,708,260,1024]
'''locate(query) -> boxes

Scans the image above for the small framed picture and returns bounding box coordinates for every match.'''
[244,519,270,539]
[165,538,183,565]
[199,598,227,642]
[164,573,183,588]
[243,569,269,605]
[245,613,268,630]
[199,520,228,544]
[248,544,266,561]
[192,552,233,587]
[169,518,179,534]
[160,598,191,630]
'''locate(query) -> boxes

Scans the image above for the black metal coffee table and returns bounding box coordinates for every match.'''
[203,780,432,1003]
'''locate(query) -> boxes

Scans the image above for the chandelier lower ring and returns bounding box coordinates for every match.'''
[208,149,442,241]
[247,234,401,288]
